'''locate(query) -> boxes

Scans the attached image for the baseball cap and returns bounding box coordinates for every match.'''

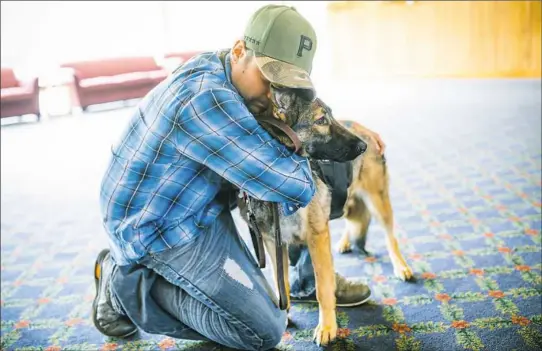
[243,4,317,99]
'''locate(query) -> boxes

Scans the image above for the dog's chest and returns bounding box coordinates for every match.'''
[238,198,304,243]
[238,175,334,245]
[250,202,305,244]
[278,213,305,243]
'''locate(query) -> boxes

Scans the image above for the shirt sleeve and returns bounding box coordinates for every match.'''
[175,88,316,212]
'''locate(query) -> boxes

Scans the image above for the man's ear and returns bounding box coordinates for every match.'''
[231,40,246,63]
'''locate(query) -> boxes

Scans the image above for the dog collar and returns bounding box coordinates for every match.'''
[257,114,302,154]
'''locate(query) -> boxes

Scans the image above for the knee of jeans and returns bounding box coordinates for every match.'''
[256,310,287,350]
[236,310,287,350]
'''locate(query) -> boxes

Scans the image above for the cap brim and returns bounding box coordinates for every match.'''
[255,56,315,99]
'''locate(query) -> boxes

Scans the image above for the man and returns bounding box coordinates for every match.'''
[93,4,385,350]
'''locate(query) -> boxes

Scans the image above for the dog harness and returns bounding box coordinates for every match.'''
[312,160,354,220]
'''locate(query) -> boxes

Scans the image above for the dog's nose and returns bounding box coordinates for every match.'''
[356,140,367,154]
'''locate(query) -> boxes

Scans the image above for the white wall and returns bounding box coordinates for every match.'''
[1,1,164,78]
[1,1,332,89]
[161,1,278,52]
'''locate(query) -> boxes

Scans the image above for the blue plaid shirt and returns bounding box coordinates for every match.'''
[100,50,316,266]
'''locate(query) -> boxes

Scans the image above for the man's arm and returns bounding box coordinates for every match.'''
[175,88,315,212]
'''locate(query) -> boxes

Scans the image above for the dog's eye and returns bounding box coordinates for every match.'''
[314,116,327,125]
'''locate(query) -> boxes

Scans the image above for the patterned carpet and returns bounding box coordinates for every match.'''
[1,79,541,350]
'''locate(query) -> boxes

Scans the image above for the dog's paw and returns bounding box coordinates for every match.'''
[336,238,352,254]
[394,263,414,281]
[313,322,337,346]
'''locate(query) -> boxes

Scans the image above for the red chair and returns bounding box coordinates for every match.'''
[1,67,40,120]
[60,57,169,110]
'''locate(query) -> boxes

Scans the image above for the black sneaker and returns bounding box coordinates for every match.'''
[290,273,371,307]
[92,249,138,338]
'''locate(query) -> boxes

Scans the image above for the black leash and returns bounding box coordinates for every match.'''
[243,192,288,310]
[245,192,266,269]
[272,203,289,310]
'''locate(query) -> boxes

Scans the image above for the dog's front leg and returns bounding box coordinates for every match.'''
[307,227,337,346]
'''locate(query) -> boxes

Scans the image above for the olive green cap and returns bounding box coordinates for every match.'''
[244,4,317,96]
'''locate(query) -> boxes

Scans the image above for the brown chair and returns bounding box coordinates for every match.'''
[1,67,40,120]
[60,57,169,110]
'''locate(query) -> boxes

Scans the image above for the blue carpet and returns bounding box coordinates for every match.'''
[1,79,541,350]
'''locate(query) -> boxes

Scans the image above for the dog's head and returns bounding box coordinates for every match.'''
[263,86,367,162]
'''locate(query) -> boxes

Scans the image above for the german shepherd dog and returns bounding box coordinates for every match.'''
[238,87,413,346]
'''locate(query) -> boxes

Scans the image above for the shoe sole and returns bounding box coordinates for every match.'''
[92,248,138,338]
[291,293,371,307]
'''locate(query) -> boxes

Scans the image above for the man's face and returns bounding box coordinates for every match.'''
[230,40,272,115]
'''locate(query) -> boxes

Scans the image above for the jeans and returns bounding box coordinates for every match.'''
[109,209,291,351]
[287,243,317,299]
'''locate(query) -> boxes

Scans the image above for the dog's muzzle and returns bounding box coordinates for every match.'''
[344,139,367,161]
[355,139,367,154]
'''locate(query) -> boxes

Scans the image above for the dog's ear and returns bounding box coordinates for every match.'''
[271,86,314,108]
[271,85,297,111]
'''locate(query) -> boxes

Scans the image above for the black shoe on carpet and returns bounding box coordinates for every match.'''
[92,248,138,338]
[290,273,372,307]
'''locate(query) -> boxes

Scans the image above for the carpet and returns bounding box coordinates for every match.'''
[1,79,541,350]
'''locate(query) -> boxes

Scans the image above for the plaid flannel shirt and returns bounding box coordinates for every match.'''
[99,50,316,265]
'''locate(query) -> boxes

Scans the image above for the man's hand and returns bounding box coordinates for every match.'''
[366,129,386,156]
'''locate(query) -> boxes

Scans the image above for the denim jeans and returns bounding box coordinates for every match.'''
[287,243,317,299]
[109,209,289,350]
